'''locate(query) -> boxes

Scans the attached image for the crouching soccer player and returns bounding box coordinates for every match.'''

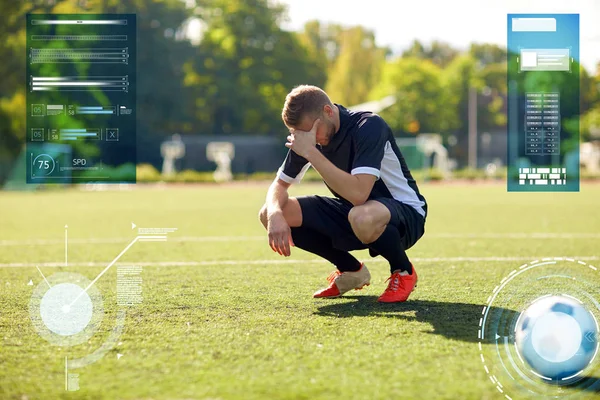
[258,85,427,303]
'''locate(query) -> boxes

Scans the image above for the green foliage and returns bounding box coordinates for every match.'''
[425,168,446,181]
[79,162,136,181]
[297,20,343,69]
[136,163,215,182]
[441,54,480,134]
[136,163,162,182]
[581,169,600,180]
[476,62,508,129]
[581,67,600,113]
[372,57,447,133]
[325,26,387,106]
[166,169,216,183]
[402,39,459,68]
[0,0,194,183]
[185,0,326,135]
[452,167,482,180]
[581,106,600,140]
[134,163,324,183]
[469,43,507,66]
[0,1,57,181]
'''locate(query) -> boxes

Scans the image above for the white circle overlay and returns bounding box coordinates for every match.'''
[40,283,93,336]
[478,258,600,397]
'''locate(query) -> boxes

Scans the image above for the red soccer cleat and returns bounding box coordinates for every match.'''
[313,263,371,298]
[378,266,418,303]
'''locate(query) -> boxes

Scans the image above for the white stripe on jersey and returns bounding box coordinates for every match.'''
[380,141,426,217]
[277,162,311,184]
[350,166,381,178]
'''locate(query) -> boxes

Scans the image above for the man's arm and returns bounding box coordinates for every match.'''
[286,118,382,206]
[305,148,376,206]
[266,177,290,216]
[263,147,310,255]
[264,178,295,256]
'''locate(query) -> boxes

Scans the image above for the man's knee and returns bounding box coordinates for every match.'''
[348,206,374,230]
[258,204,268,229]
[348,206,377,243]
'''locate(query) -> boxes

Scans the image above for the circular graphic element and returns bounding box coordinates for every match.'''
[40,283,93,336]
[32,154,56,176]
[30,272,104,347]
[478,258,600,397]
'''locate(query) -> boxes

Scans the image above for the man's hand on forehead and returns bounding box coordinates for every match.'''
[286,119,320,159]
[289,118,320,135]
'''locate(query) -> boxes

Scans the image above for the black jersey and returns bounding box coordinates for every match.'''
[277,105,427,218]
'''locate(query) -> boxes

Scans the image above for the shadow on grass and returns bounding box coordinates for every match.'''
[314,295,517,343]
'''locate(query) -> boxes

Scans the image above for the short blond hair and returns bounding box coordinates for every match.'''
[282,85,333,128]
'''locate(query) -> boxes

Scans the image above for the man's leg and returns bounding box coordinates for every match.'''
[259,196,371,297]
[259,199,361,272]
[347,200,412,274]
[290,227,362,272]
[348,199,424,302]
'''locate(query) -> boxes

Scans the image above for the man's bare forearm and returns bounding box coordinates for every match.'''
[266,179,290,216]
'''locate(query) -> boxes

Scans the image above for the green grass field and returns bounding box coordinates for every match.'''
[1,182,600,399]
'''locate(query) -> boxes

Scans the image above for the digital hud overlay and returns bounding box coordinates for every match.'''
[507,14,580,192]
[26,14,136,184]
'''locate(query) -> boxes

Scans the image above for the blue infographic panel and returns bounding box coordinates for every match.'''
[26,14,136,184]
[507,14,579,192]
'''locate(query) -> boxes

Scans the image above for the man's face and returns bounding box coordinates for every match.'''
[294,106,336,146]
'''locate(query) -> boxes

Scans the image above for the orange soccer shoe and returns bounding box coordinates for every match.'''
[377,266,418,303]
[313,263,371,298]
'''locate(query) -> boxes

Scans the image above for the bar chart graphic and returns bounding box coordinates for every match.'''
[30,47,129,64]
[76,106,117,115]
[30,76,129,92]
[32,35,128,41]
[59,129,101,141]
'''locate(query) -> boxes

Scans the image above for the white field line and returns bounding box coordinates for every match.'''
[1,256,598,268]
[1,232,600,246]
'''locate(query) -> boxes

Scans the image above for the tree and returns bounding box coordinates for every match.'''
[297,20,343,68]
[0,0,74,182]
[442,54,480,134]
[401,39,459,68]
[370,57,447,134]
[325,26,387,106]
[185,0,325,135]
[0,0,195,181]
[476,62,507,130]
[469,43,507,67]
[90,0,196,139]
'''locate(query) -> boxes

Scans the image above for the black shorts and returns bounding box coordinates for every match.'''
[296,195,425,252]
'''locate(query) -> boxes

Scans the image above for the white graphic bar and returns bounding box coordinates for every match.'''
[512,18,556,32]
[31,20,127,25]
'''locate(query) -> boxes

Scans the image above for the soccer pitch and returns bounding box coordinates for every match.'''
[1,182,599,399]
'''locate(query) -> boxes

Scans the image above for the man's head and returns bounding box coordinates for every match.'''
[282,85,339,146]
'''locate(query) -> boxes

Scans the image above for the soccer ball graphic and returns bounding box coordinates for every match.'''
[515,295,598,380]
